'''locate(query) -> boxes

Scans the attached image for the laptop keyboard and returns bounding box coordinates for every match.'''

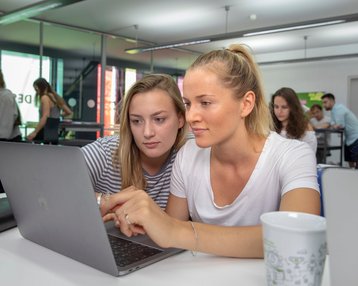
[108,235,163,267]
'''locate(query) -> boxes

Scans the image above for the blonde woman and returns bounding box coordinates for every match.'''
[101,45,320,258]
[82,74,187,209]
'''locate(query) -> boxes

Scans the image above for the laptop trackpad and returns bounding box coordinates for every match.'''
[105,221,163,249]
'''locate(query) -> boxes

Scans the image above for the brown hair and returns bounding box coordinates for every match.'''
[310,104,323,111]
[33,77,66,108]
[270,87,309,139]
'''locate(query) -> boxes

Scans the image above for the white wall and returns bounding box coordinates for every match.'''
[260,57,358,105]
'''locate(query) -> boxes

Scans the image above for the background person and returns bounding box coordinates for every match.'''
[27,78,72,142]
[321,93,358,168]
[100,44,320,258]
[310,104,331,163]
[271,87,317,152]
[310,104,330,129]
[81,74,187,209]
[0,69,22,142]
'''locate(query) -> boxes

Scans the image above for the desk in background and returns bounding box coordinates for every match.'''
[21,121,104,138]
[59,121,104,134]
[0,228,330,286]
[315,128,344,166]
[59,121,104,146]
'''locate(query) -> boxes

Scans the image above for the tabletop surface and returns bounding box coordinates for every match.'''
[0,227,331,286]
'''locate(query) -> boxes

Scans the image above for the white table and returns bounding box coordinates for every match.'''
[59,121,104,133]
[0,228,330,285]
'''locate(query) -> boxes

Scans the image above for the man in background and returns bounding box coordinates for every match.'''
[322,93,358,168]
[310,104,330,163]
[0,69,22,142]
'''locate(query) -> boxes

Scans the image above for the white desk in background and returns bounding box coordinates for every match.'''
[21,121,104,138]
[0,228,331,286]
[59,121,104,133]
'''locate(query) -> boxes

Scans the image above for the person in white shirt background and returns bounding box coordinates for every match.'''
[0,69,22,142]
[309,104,331,163]
[322,93,358,168]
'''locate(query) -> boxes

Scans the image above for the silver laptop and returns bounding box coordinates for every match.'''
[0,142,182,276]
[321,167,358,285]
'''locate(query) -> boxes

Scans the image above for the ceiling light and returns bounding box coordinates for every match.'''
[125,14,350,54]
[125,39,211,54]
[0,0,85,25]
[243,20,345,37]
[124,14,354,54]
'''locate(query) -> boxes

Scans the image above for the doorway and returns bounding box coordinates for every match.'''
[348,76,358,118]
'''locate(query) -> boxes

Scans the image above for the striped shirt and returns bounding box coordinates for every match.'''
[81,135,177,209]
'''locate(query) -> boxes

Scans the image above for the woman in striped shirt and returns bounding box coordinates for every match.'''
[82,74,188,210]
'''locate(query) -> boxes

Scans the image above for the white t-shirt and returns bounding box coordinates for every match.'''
[170,132,319,226]
[280,130,317,153]
[310,116,330,129]
[310,116,331,146]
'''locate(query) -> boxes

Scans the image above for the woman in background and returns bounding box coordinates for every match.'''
[27,78,72,141]
[100,45,320,258]
[271,87,317,152]
[81,74,188,209]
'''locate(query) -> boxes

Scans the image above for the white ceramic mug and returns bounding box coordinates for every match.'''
[260,211,327,286]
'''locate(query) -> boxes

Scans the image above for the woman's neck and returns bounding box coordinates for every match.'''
[140,149,172,176]
[211,132,266,167]
[281,120,288,129]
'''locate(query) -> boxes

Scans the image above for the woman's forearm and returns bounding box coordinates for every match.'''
[169,220,263,258]
[34,115,48,134]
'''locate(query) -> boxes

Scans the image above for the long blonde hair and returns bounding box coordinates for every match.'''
[187,44,273,137]
[116,74,187,190]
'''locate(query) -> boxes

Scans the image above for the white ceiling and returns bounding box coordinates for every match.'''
[1,0,358,70]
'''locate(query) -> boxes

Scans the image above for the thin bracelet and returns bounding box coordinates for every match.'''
[189,221,198,256]
[97,193,103,207]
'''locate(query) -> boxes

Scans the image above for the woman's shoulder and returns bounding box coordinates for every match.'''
[306,122,314,131]
[83,135,119,154]
[301,130,317,151]
[95,135,119,148]
[265,132,315,168]
[269,131,310,151]
[40,93,50,101]
[304,130,316,137]
[40,93,55,104]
